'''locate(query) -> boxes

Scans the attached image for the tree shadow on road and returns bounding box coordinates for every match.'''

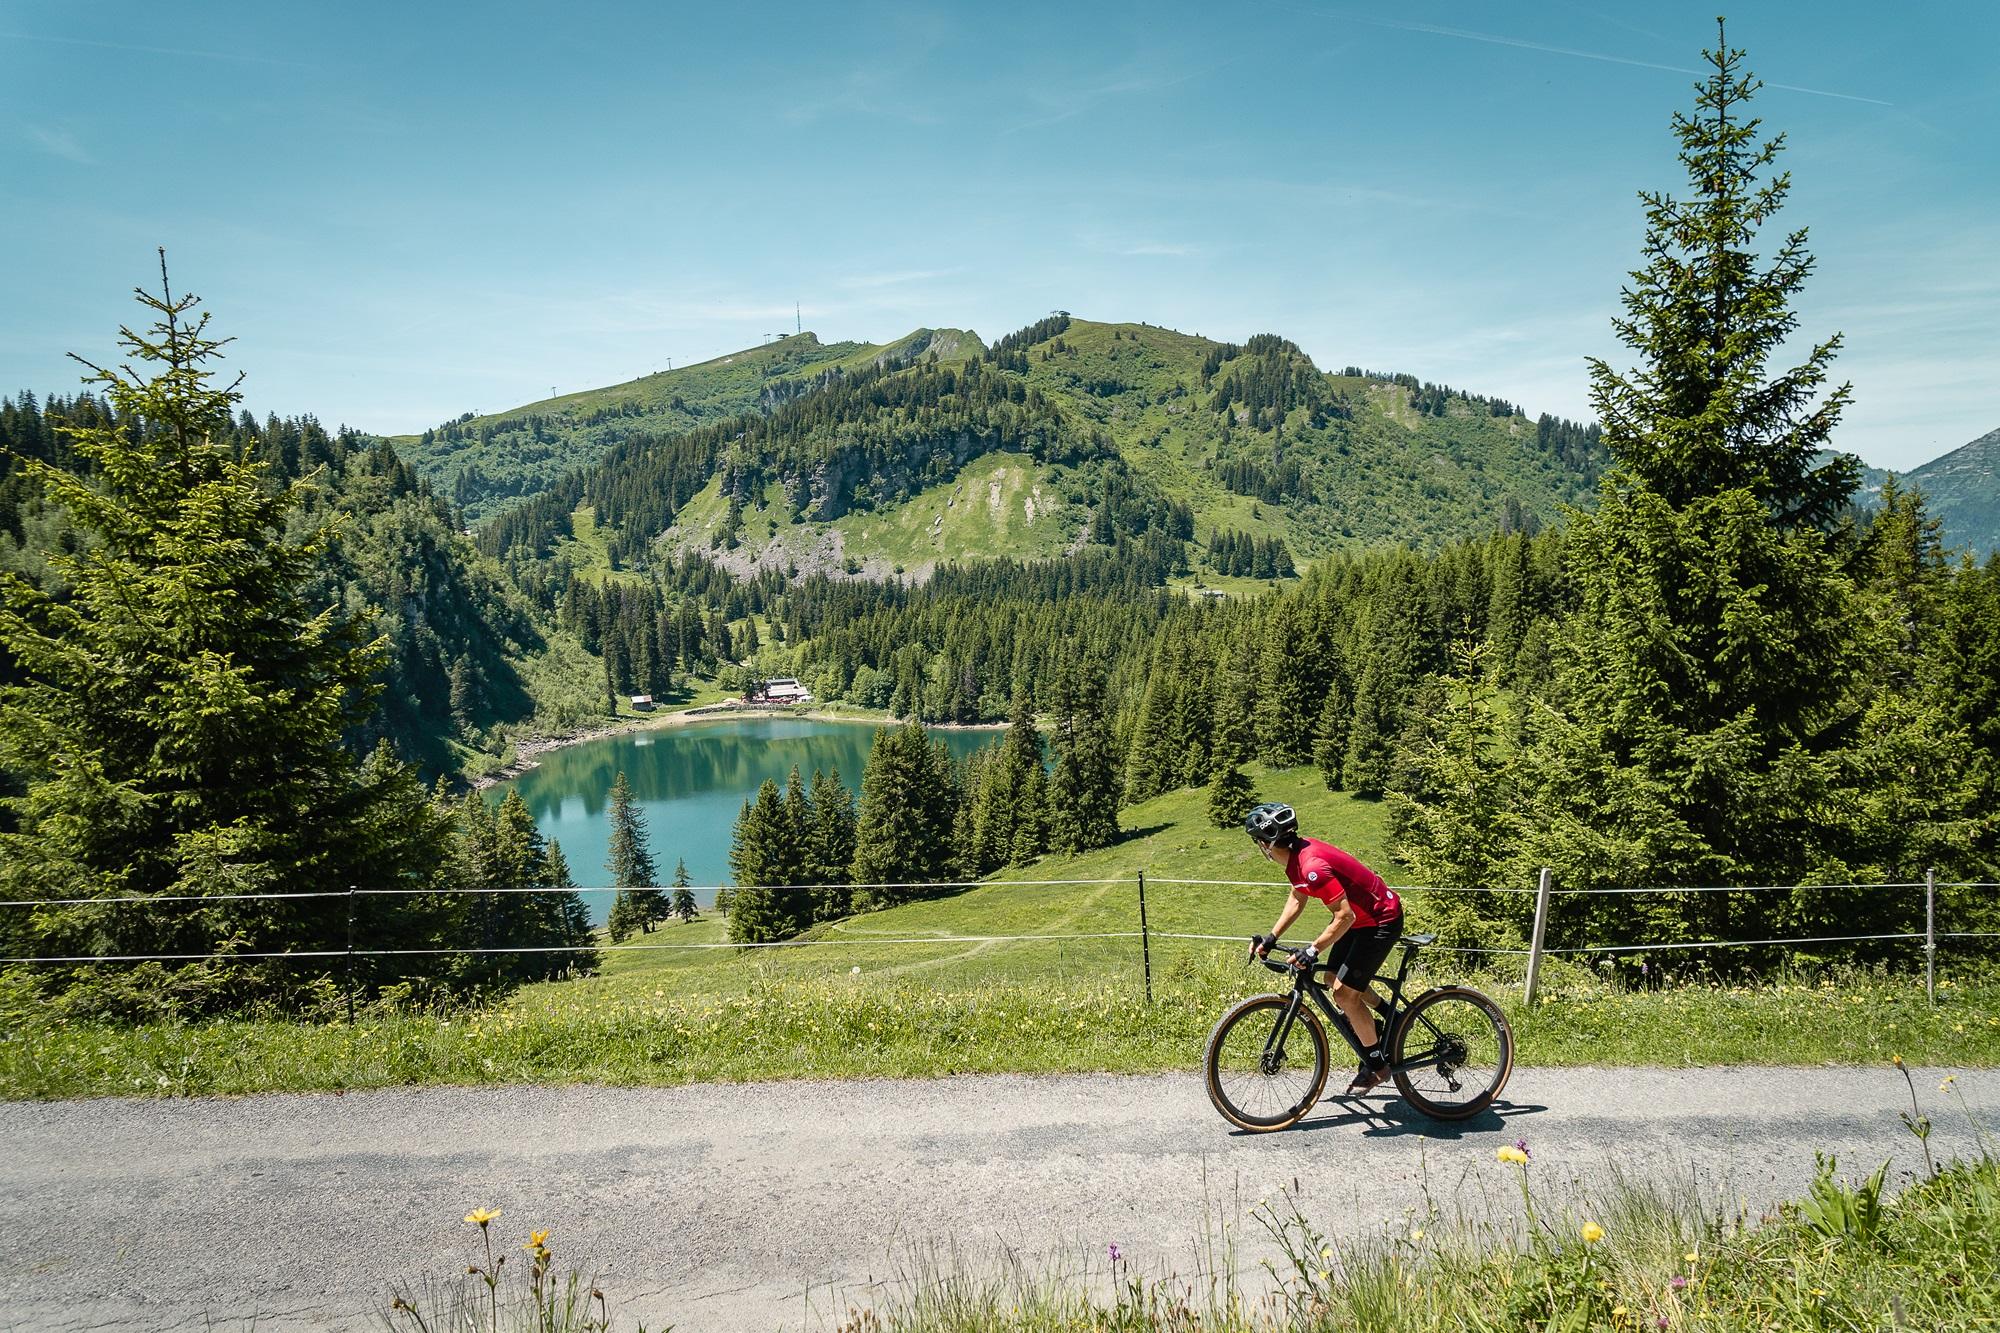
[1230,1096,1549,1140]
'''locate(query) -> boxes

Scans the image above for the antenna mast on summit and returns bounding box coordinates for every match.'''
[796,302,801,335]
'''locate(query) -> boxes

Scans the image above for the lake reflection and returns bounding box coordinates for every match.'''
[498,717,1002,916]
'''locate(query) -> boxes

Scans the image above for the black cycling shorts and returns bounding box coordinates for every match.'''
[1322,914,1402,987]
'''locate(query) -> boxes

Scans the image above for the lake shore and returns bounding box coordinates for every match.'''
[475,705,1006,789]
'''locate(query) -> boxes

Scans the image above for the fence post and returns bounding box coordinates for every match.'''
[345,885,357,1026]
[1925,867,1937,1006]
[1137,871,1153,1005]
[1522,867,1553,1006]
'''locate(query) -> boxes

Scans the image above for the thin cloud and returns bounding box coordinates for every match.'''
[0,29,309,69]
[26,125,93,164]
[1000,51,1254,136]
[1270,6,1893,107]
[1117,242,1198,257]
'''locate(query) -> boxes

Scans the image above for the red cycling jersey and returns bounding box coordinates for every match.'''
[1286,836,1401,927]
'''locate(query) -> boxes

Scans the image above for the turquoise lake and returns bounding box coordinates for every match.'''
[497,717,1004,919]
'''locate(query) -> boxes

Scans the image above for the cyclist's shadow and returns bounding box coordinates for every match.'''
[1235,1095,1550,1140]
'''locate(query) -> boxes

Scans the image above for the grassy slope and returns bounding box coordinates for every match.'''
[9,765,1998,1098]
[633,317,1600,580]
[394,333,869,521]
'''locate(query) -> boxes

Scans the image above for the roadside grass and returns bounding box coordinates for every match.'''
[833,1139,2000,1332]
[5,770,1997,1099]
[390,1081,2000,1332]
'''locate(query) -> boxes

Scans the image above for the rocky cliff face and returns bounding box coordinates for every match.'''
[1907,426,2000,558]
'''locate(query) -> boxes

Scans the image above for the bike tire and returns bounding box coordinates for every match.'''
[1203,993,1330,1132]
[1388,985,1514,1121]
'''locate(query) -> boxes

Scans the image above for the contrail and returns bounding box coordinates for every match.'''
[1268,5,1894,107]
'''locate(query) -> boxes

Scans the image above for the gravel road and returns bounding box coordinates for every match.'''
[2,1067,1993,1332]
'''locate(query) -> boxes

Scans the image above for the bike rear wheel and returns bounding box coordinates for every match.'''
[1389,985,1514,1120]
[1204,994,1330,1132]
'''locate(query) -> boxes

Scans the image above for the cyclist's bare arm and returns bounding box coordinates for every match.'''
[1267,889,1309,942]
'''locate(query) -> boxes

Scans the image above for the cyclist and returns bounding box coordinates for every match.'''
[1244,802,1404,1094]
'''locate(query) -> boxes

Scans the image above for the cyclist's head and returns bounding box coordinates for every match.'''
[1243,802,1299,852]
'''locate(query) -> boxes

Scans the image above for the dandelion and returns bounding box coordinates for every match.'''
[1496,1145,1529,1166]
[1581,1221,1605,1244]
[465,1207,502,1227]
[1684,1252,1699,1264]
[524,1228,550,1250]
[1892,1053,1904,1067]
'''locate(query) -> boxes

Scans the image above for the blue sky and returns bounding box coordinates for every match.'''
[3,1,1994,470]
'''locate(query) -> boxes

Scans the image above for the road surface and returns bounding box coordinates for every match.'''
[2,1067,1993,1331]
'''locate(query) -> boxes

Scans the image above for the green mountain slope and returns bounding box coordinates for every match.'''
[1907,426,2000,558]
[396,329,982,522]
[471,315,1607,580]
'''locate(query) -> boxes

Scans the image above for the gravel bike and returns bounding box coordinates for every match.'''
[1203,933,1514,1131]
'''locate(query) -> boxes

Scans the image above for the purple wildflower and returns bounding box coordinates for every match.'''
[1513,1137,1531,1160]
[1108,1242,1123,1264]
[1670,1275,1688,1291]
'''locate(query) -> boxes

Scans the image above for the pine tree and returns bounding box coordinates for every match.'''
[670,857,698,922]
[1310,683,1349,791]
[803,767,857,921]
[0,256,448,1011]
[727,779,790,942]
[605,771,667,937]
[852,723,957,905]
[1585,17,1857,526]
[1045,663,1121,855]
[1206,657,1256,827]
[1391,24,1971,950]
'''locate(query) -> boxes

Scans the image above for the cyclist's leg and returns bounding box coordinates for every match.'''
[1332,919,1403,1070]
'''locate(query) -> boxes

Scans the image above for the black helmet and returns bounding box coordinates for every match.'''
[1244,802,1297,844]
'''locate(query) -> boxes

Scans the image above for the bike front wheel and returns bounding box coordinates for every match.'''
[1389,985,1514,1120]
[1203,993,1330,1132]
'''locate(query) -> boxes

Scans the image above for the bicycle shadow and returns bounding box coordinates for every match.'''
[1231,1096,1549,1140]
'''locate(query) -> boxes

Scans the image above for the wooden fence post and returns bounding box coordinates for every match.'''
[1522,868,1553,1006]
[1925,867,1937,1006]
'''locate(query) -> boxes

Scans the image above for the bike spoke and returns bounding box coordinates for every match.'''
[1395,994,1506,1111]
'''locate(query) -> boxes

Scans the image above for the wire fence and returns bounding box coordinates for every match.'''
[2,870,1993,1008]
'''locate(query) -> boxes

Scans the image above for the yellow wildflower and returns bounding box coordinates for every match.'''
[1410,1227,1425,1242]
[525,1228,550,1248]
[1892,1053,1904,1067]
[1940,1074,1957,1091]
[1496,1145,1529,1166]
[1684,1251,1699,1264]
[1580,1221,1605,1244]
[465,1207,502,1227]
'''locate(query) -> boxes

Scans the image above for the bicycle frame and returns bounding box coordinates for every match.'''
[1258,941,1451,1077]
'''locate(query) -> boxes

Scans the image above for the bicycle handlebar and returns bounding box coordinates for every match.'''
[1250,938,1308,976]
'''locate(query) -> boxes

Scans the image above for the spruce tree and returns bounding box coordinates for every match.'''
[726,779,790,941]
[804,767,857,921]
[852,723,957,905]
[670,858,698,922]
[605,771,666,937]
[0,256,445,1011]
[1045,663,1120,855]
[1392,24,1968,950]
